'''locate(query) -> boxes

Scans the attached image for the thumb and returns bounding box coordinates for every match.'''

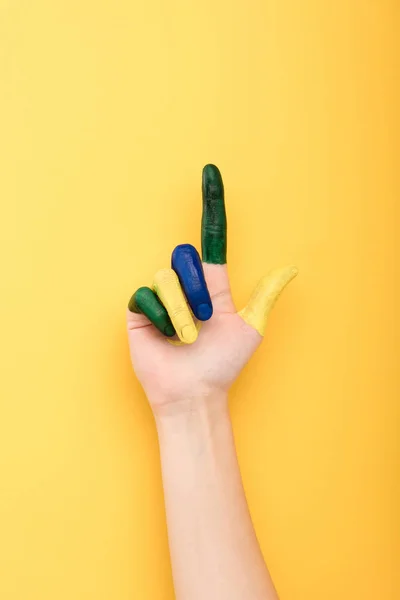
[238,266,298,336]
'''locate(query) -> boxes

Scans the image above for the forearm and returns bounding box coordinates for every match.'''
[154,395,279,600]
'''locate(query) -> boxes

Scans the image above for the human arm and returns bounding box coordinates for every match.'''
[155,396,279,600]
[127,165,297,599]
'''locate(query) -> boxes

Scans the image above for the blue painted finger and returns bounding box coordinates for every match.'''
[171,244,213,321]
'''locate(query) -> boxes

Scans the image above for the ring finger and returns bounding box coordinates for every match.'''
[153,268,198,344]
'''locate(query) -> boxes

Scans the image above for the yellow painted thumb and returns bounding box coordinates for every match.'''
[238,266,298,336]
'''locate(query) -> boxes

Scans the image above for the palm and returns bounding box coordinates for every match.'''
[128,293,260,408]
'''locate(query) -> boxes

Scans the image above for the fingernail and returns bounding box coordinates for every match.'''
[196,303,213,321]
[180,324,198,344]
[202,164,224,199]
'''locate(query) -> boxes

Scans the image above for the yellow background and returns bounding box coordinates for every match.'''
[0,1,398,598]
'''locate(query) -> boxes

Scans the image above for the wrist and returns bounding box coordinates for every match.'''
[152,390,229,434]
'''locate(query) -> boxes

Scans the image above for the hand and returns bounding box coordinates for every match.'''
[127,164,297,414]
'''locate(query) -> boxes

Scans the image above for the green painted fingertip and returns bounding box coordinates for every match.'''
[164,324,176,337]
[202,164,224,199]
[128,292,140,313]
[201,164,227,264]
[129,286,176,337]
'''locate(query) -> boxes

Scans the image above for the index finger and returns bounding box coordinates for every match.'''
[201,164,227,264]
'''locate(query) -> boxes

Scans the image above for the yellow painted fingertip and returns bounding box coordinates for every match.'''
[238,266,298,336]
[167,321,202,346]
[153,268,198,344]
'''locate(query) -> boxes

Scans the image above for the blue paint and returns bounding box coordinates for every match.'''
[171,244,213,321]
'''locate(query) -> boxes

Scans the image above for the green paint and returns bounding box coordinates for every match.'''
[201,164,227,264]
[128,286,175,337]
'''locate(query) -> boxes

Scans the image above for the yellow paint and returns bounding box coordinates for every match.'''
[167,320,202,347]
[239,266,298,336]
[153,269,198,344]
[0,1,398,600]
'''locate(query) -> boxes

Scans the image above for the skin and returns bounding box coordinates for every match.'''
[127,164,297,600]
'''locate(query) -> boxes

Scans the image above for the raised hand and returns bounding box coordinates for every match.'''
[127,164,297,413]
